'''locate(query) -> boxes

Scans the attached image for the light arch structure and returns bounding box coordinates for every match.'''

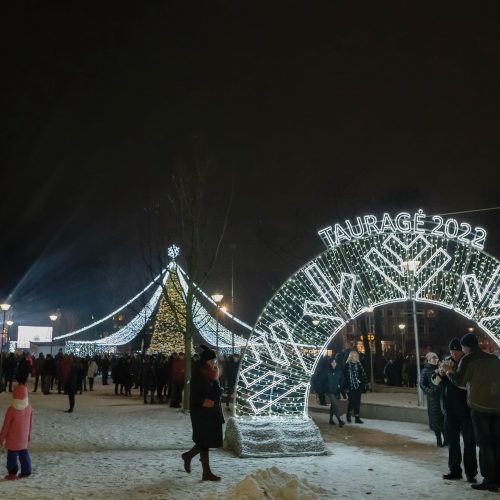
[235,211,500,421]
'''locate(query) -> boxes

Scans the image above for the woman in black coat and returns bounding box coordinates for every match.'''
[344,350,368,423]
[181,345,224,481]
[326,356,345,426]
[420,352,445,446]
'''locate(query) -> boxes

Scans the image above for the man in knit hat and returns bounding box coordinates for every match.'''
[0,384,33,480]
[435,338,477,482]
[443,333,500,491]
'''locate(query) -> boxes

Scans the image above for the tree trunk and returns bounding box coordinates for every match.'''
[182,289,194,412]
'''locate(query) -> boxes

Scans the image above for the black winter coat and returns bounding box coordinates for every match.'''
[344,361,367,391]
[190,362,224,449]
[326,367,344,396]
[419,362,444,432]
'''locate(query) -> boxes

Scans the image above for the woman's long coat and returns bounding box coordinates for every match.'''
[189,362,225,449]
[419,362,444,432]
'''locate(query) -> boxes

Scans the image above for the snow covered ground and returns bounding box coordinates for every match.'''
[0,379,495,499]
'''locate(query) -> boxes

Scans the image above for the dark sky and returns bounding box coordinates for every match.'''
[1,2,500,331]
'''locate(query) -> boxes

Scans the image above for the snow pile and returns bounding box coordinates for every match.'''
[205,466,326,500]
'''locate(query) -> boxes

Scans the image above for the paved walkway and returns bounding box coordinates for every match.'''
[309,386,429,424]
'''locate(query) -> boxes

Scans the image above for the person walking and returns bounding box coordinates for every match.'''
[33,353,45,393]
[101,355,110,385]
[63,356,78,413]
[444,333,500,492]
[344,350,367,423]
[15,354,30,386]
[0,384,33,480]
[326,355,345,427]
[87,358,98,391]
[434,338,477,482]
[420,352,446,447]
[181,345,224,481]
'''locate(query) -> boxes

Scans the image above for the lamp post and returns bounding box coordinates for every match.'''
[49,313,59,355]
[0,303,11,392]
[6,320,13,351]
[402,260,423,406]
[211,294,224,352]
[398,323,406,357]
[230,243,236,355]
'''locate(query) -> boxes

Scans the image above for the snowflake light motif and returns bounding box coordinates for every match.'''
[168,245,180,260]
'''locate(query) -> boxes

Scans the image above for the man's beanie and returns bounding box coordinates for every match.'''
[460,333,479,349]
[448,337,462,351]
[199,345,217,363]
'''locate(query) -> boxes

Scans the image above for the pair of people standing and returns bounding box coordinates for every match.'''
[432,338,477,483]
[443,333,500,492]
[327,350,367,425]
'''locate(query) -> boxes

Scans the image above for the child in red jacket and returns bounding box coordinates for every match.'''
[0,384,33,480]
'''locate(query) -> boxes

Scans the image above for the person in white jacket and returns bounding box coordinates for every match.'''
[87,358,99,391]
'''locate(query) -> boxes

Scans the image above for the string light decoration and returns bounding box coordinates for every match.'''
[63,262,249,354]
[150,262,189,354]
[235,211,500,420]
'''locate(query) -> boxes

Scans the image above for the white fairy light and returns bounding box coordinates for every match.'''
[236,210,500,419]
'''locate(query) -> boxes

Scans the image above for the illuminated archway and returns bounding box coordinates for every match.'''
[227,210,499,456]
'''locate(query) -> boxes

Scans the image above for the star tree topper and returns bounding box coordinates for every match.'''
[168,245,180,260]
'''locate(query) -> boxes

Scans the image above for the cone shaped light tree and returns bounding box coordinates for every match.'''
[150,264,191,354]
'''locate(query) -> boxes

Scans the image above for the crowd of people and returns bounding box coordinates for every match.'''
[0,347,241,481]
[1,338,498,490]
[313,334,500,492]
[0,349,241,412]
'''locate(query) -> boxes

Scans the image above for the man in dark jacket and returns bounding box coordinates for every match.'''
[434,338,477,482]
[444,333,500,492]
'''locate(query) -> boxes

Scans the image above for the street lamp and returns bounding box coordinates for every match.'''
[402,260,423,406]
[398,323,406,356]
[211,294,224,351]
[6,320,13,350]
[49,313,59,355]
[0,303,11,392]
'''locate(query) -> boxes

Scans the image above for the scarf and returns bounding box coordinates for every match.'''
[347,362,362,390]
[200,364,219,381]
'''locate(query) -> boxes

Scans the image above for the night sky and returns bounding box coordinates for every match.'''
[1,3,499,332]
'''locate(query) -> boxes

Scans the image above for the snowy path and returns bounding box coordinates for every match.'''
[0,381,495,499]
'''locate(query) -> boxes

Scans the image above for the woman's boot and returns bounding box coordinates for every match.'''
[346,412,352,423]
[200,450,221,481]
[181,445,200,473]
[435,431,443,447]
[337,416,345,427]
[329,413,336,425]
[354,415,364,424]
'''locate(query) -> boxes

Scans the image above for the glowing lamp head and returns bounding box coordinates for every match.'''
[398,323,406,331]
[49,314,58,322]
[6,321,13,326]
[0,304,11,312]
[211,294,224,304]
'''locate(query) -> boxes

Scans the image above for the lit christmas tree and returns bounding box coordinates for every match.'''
[150,262,190,354]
